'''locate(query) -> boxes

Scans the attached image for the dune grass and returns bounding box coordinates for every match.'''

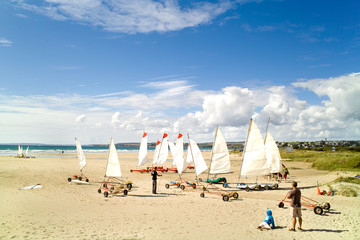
[280,149,360,172]
[333,176,360,185]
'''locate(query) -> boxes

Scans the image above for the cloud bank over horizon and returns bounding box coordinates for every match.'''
[1,72,359,144]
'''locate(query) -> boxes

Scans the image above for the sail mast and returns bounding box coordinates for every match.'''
[207,126,218,180]
[237,119,253,185]
[156,134,163,165]
[264,117,270,144]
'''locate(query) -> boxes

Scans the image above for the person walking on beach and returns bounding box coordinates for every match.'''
[288,181,302,231]
[151,167,161,194]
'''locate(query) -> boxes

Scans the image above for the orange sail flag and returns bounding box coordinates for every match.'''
[163,133,168,138]
[156,140,161,145]
[143,132,147,138]
[177,133,183,139]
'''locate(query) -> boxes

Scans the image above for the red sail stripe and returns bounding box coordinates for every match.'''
[177,133,183,139]
[143,132,147,138]
[163,133,168,138]
[156,140,161,145]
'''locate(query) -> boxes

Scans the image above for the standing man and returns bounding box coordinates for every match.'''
[151,167,161,194]
[287,181,302,231]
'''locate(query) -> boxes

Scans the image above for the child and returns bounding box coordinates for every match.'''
[283,164,289,181]
[257,210,276,230]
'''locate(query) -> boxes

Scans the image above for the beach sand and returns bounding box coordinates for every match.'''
[0,152,359,240]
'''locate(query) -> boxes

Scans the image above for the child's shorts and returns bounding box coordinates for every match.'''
[259,222,271,229]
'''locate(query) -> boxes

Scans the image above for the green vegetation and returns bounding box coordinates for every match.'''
[280,149,360,172]
[325,177,360,197]
[335,185,358,197]
[332,176,360,185]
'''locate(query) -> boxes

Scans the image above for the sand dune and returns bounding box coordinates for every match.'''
[0,152,359,240]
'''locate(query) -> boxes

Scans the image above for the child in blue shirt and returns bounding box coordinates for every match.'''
[257,210,276,230]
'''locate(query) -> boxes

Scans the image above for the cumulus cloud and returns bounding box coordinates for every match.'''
[14,0,234,34]
[1,73,359,144]
[293,73,360,120]
[175,86,256,130]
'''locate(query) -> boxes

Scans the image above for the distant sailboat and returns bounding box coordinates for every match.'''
[17,145,23,158]
[76,138,87,174]
[98,137,132,197]
[24,147,29,158]
[68,138,89,184]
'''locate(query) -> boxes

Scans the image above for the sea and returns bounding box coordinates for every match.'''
[0,144,142,157]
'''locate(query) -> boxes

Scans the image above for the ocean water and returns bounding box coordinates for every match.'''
[0,144,142,157]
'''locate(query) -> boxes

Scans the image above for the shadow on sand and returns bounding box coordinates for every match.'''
[300,229,348,233]
[124,192,179,198]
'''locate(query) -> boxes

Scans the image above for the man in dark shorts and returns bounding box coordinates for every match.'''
[151,167,161,194]
[287,181,302,231]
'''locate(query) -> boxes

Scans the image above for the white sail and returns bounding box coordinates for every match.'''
[240,120,269,177]
[152,140,161,164]
[169,133,184,167]
[105,137,122,177]
[175,133,184,164]
[265,132,282,173]
[18,145,22,156]
[157,133,169,165]
[138,132,148,166]
[25,146,29,158]
[185,142,193,164]
[176,150,188,176]
[209,127,231,174]
[75,138,87,171]
[188,138,208,176]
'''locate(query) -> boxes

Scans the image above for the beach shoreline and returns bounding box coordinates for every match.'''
[0,152,359,239]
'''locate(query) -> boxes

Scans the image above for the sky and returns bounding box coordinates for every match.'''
[0,0,359,145]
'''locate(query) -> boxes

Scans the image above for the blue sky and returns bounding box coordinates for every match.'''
[0,0,359,144]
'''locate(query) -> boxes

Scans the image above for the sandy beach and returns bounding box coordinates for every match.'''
[1,152,359,240]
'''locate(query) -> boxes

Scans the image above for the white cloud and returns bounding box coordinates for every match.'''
[75,114,87,123]
[111,112,121,125]
[0,73,359,144]
[14,0,234,34]
[15,13,28,18]
[292,72,360,120]
[0,38,12,47]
